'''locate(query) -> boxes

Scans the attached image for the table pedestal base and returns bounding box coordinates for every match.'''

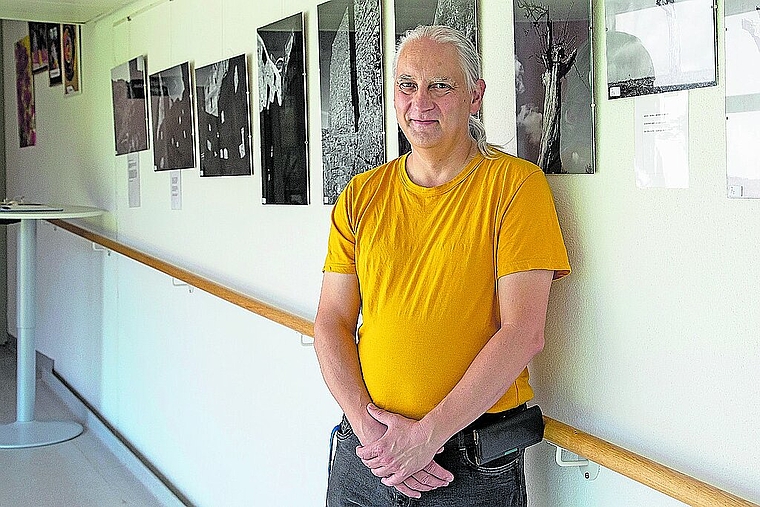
[0,420,83,449]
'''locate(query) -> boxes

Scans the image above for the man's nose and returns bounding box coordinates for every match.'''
[411,88,434,110]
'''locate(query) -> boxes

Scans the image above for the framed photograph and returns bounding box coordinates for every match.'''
[394,0,477,157]
[724,0,760,198]
[514,0,595,174]
[604,0,717,99]
[47,24,62,86]
[14,36,36,148]
[195,54,253,177]
[111,56,150,155]
[318,0,385,204]
[149,62,196,171]
[257,13,309,204]
[28,22,48,73]
[62,24,81,95]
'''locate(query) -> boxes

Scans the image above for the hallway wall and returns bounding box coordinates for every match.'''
[3,0,759,505]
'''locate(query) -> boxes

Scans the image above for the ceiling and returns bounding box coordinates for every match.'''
[0,0,591,26]
[0,0,134,24]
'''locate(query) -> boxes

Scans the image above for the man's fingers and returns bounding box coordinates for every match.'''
[394,483,422,499]
[401,476,435,492]
[423,460,454,482]
[412,469,451,488]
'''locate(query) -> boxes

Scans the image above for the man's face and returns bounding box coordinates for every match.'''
[394,38,484,154]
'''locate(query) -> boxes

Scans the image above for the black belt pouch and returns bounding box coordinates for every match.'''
[472,405,545,465]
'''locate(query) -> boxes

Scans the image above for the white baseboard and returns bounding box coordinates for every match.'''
[36,351,188,507]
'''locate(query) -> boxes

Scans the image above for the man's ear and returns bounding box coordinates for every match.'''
[470,79,486,113]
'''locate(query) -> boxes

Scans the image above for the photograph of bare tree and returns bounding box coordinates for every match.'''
[257,13,309,205]
[318,0,384,205]
[195,54,252,177]
[604,0,717,100]
[395,0,478,157]
[149,62,196,171]
[514,0,594,174]
[111,56,149,156]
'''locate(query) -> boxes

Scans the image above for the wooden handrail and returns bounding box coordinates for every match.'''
[49,219,758,507]
[544,416,755,507]
[48,219,314,337]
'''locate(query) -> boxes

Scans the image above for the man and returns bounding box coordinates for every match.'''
[314,25,570,506]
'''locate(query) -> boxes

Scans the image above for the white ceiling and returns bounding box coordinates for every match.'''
[0,0,134,24]
[0,0,591,26]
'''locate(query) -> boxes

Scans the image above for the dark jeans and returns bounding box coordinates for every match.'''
[326,412,527,507]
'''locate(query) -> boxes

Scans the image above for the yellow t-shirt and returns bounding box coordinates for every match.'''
[324,151,570,420]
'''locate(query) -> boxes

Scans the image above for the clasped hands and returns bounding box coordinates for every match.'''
[355,403,454,499]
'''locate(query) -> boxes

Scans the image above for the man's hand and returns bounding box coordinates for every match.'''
[353,407,452,498]
[356,404,453,488]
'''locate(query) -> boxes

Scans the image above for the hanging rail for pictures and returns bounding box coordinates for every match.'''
[47,218,758,507]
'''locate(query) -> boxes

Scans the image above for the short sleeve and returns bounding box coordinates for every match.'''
[497,171,571,280]
[323,183,357,274]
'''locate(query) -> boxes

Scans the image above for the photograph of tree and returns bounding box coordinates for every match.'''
[604,0,717,99]
[195,54,252,177]
[318,0,384,205]
[149,62,196,171]
[14,35,36,148]
[111,56,150,156]
[257,13,309,205]
[724,0,760,198]
[514,0,594,174]
[395,0,477,157]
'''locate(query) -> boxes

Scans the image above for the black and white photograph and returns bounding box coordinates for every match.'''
[514,0,594,174]
[111,56,150,156]
[318,0,384,205]
[394,0,477,157]
[725,0,760,198]
[257,13,309,205]
[604,0,717,99]
[195,54,252,177]
[149,62,196,171]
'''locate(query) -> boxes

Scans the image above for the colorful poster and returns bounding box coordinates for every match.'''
[62,24,81,95]
[28,22,49,73]
[47,24,62,86]
[14,36,36,148]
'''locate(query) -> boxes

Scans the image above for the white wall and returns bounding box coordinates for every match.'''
[3,0,760,505]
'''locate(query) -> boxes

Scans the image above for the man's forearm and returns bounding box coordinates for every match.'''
[313,322,378,443]
[418,322,544,450]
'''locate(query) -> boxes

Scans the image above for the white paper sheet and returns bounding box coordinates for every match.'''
[634,91,689,188]
[127,153,141,208]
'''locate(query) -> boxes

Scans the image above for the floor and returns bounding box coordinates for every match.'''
[0,342,170,507]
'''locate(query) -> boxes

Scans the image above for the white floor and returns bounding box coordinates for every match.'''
[0,342,175,507]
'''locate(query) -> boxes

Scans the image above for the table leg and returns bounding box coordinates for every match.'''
[0,219,83,448]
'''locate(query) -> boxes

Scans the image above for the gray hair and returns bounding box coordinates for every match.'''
[393,25,499,158]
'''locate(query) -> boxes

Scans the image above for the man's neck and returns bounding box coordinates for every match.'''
[406,141,478,188]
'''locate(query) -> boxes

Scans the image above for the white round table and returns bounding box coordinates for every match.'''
[0,205,104,448]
